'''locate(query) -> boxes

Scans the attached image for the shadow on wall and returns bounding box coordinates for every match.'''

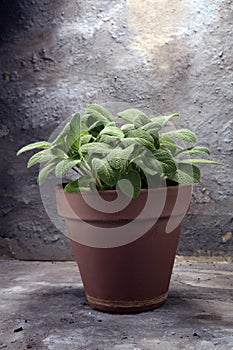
[0,0,22,40]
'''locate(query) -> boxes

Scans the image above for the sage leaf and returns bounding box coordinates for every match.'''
[92,158,120,186]
[180,159,224,166]
[118,109,149,123]
[80,142,112,154]
[27,149,54,168]
[37,160,58,185]
[118,170,141,198]
[169,164,201,184]
[175,146,210,158]
[55,159,81,177]
[17,141,52,156]
[86,104,114,121]
[100,126,124,138]
[162,129,197,143]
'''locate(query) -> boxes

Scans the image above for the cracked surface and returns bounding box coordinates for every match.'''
[0,260,233,349]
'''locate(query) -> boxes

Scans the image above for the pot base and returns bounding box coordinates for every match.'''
[86,292,168,313]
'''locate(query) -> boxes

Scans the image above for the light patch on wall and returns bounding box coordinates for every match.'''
[127,0,188,49]
[56,2,125,40]
[127,0,190,73]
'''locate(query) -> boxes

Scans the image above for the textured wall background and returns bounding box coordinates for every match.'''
[0,0,232,260]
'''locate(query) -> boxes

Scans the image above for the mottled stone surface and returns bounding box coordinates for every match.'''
[1,259,233,349]
[0,0,232,259]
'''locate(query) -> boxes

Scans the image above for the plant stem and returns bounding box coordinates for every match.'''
[72,167,83,176]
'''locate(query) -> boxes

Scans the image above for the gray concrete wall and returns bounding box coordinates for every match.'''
[0,0,232,260]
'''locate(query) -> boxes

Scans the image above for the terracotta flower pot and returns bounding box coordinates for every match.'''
[56,184,192,313]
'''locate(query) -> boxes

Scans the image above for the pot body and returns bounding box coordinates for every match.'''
[56,185,192,313]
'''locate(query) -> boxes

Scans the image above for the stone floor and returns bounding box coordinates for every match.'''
[0,259,233,350]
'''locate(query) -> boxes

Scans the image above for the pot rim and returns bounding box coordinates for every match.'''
[56,183,192,196]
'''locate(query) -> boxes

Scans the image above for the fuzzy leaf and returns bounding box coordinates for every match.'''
[153,149,177,176]
[80,135,92,146]
[169,164,201,184]
[118,170,141,198]
[79,142,112,154]
[92,158,120,186]
[107,145,135,169]
[107,148,125,169]
[50,146,68,158]
[143,153,163,173]
[17,141,52,156]
[175,146,210,158]
[67,112,81,148]
[100,126,124,138]
[162,129,197,143]
[64,175,94,193]
[160,135,184,151]
[52,122,70,145]
[151,113,179,127]
[180,159,224,166]
[142,121,163,133]
[55,159,81,177]
[99,135,120,144]
[125,129,155,151]
[134,114,151,128]
[118,109,148,123]
[86,104,114,121]
[135,159,159,176]
[27,149,54,168]
[84,105,114,129]
[121,124,135,132]
[37,161,57,185]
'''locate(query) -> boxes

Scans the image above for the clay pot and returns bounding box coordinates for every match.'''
[56,184,192,313]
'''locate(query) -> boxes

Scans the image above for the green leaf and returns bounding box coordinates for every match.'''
[86,104,114,121]
[180,159,224,166]
[121,124,135,132]
[17,141,52,156]
[153,149,177,176]
[175,146,210,158]
[142,153,163,172]
[106,122,117,127]
[68,112,81,147]
[168,164,201,184]
[55,158,81,177]
[99,135,119,144]
[52,122,70,145]
[37,161,58,185]
[118,170,141,198]
[142,122,162,133]
[135,159,159,176]
[92,158,120,186]
[100,126,124,138]
[151,113,179,126]
[134,114,151,128]
[83,105,114,130]
[80,135,92,146]
[107,148,125,169]
[125,129,155,152]
[107,145,135,169]
[162,129,197,143]
[160,135,184,152]
[64,175,94,193]
[27,149,54,168]
[118,109,148,123]
[50,146,68,158]
[79,142,112,154]
[66,186,91,193]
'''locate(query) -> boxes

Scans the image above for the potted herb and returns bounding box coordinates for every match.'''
[17,104,223,313]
